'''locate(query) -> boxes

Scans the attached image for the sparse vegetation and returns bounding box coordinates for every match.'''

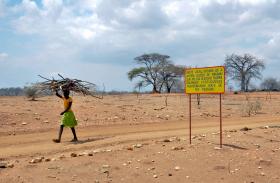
[241,100,262,117]
[164,95,168,107]
[24,85,40,101]
[196,94,201,108]
[260,77,279,91]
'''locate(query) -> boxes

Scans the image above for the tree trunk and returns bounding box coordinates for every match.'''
[245,78,251,92]
[245,83,248,92]
[159,81,164,93]
[166,87,171,93]
[166,80,174,93]
[241,76,246,92]
[152,86,159,93]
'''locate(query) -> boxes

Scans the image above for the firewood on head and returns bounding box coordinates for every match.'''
[36,74,103,99]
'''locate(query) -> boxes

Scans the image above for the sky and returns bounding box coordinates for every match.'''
[0,0,280,91]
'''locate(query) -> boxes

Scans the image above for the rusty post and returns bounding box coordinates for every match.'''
[189,94,192,144]
[220,93,222,148]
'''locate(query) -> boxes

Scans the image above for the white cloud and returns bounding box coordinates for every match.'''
[8,0,280,61]
[260,33,280,62]
[1,0,280,89]
[0,0,5,17]
[0,52,8,60]
[238,0,268,5]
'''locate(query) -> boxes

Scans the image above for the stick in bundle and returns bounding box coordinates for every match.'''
[36,74,103,99]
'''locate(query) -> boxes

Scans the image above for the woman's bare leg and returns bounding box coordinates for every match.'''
[53,125,64,143]
[70,127,78,142]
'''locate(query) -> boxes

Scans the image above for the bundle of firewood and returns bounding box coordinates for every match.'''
[36,74,103,99]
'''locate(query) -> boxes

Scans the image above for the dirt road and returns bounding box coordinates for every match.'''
[1,94,280,183]
[1,117,278,159]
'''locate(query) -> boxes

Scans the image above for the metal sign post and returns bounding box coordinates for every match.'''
[189,94,192,144]
[185,66,225,148]
[220,93,222,148]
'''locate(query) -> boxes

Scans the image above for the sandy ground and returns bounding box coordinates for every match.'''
[0,93,280,182]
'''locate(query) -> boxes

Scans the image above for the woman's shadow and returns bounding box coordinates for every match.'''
[70,136,113,144]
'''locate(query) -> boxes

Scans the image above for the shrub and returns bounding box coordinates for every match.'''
[24,85,40,101]
[241,100,262,117]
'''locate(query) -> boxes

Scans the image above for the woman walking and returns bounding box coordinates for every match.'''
[53,89,78,143]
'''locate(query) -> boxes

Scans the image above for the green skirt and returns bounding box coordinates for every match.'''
[61,111,77,127]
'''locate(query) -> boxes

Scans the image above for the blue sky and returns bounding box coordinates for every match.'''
[0,0,280,91]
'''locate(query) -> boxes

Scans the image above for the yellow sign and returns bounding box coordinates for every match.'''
[185,66,225,94]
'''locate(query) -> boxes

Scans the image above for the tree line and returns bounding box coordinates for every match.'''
[128,52,278,93]
[0,87,24,96]
[0,52,279,96]
[0,86,45,99]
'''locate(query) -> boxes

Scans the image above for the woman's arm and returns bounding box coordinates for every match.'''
[56,91,63,98]
[60,102,72,115]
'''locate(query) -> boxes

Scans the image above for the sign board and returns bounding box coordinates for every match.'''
[185,66,225,148]
[185,66,225,94]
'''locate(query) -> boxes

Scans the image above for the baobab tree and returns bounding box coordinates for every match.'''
[225,53,265,92]
[261,77,279,91]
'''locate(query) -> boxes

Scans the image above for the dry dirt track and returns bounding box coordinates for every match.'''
[1,116,279,159]
[1,94,280,183]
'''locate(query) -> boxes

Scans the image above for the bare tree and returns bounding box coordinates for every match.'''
[225,53,265,92]
[261,77,279,91]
